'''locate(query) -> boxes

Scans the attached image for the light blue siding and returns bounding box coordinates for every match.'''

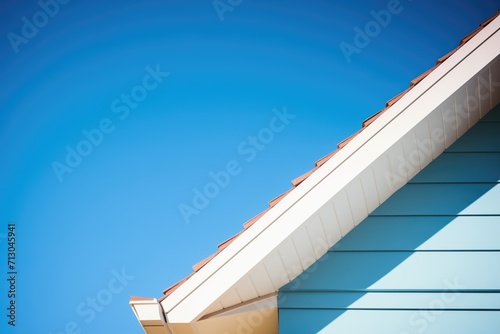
[332,216,500,250]
[371,183,500,215]
[280,252,500,290]
[280,292,500,309]
[281,309,500,334]
[445,122,500,152]
[278,104,500,334]
[408,153,500,182]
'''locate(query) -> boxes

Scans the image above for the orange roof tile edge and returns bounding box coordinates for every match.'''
[480,13,498,27]
[362,109,384,127]
[269,189,293,207]
[160,273,195,300]
[192,253,218,272]
[437,48,458,64]
[315,150,338,168]
[242,208,270,229]
[218,231,243,250]
[156,10,500,302]
[292,167,317,187]
[130,296,156,301]
[337,129,362,149]
[410,67,437,87]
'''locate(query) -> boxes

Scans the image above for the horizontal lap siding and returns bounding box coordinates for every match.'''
[279,105,500,333]
[281,309,500,334]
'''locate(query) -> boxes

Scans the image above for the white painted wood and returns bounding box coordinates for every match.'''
[413,118,434,170]
[208,295,277,318]
[249,264,275,296]
[358,168,380,213]
[304,214,329,260]
[204,302,224,316]
[332,191,355,237]
[386,141,408,182]
[234,275,259,303]
[291,226,318,270]
[466,77,481,127]
[263,251,290,289]
[479,68,492,117]
[219,289,241,309]
[277,238,304,280]
[441,96,457,148]
[371,155,396,201]
[400,131,421,178]
[317,201,342,243]
[132,302,163,322]
[345,178,368,226]
[454,85,469,138]
[426,106,446,159]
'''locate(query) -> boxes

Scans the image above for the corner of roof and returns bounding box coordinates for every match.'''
[155,9,500,306]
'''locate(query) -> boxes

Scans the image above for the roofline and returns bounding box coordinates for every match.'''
[131,11,500,328]
[161,14,500,323]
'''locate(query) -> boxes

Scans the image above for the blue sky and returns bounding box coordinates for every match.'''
[0,0,498,333]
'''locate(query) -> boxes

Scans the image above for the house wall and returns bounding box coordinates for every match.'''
[278,104,500,334]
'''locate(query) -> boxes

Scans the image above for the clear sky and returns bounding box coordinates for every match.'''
[0,0,498,333]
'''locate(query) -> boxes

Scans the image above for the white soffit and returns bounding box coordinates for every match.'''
[161,16,500,324]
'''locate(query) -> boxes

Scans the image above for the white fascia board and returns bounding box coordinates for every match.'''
[130,298,169,329]
[162,16,500,324]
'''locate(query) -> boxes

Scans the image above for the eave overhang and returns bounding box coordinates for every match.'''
[130,12,500,334]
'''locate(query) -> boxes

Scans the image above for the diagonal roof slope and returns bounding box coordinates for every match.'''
[130,9,500,333]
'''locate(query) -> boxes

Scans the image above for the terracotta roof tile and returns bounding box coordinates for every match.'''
[218,232,242,250]
[315,149,339,167]
[337,129,362,149]
[436,48,458,65]
[460,27,482,45]
[410,67,438,87]
[362,109,385,127]
[269,189,293,207]
[193,252,218,272]
[480,11,499,27]
[292,167,317,187]
[155,10,500,302]
[385,87,411,106]
[242,208,270,229]
[161,273,194,299]
[130,296,156,301]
